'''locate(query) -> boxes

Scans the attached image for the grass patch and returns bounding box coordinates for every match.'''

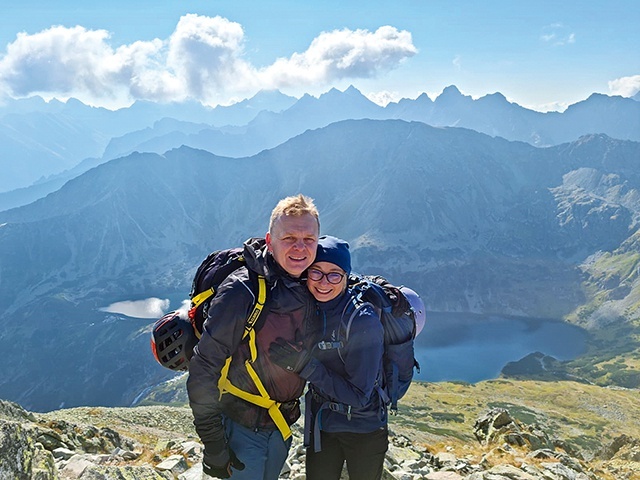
[430,412,465,423]
[486,402,539,425]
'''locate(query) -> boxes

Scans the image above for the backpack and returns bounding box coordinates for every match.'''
[188,246,267,337]
[152,241,294,440]
[152,245,267,370]
[345,274,422,414]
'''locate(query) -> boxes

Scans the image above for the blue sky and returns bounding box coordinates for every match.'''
[1,0,638,111]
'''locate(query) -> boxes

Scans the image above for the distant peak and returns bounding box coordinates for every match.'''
[319,86,365,100]
[416,92,433,102]
[477,91,511,106]
[254,89,294,100]
[484,92,507,101]
[435,85,473,105]
[441,85,463,96]
[344,85,362,95]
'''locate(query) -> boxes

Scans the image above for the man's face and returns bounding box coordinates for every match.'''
[266,213,319,278]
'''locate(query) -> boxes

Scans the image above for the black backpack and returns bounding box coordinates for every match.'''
[188,245,266,337]
[345,274,421,414]
[151,241,267,371]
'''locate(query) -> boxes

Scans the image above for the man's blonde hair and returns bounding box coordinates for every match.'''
[269,194,320,232]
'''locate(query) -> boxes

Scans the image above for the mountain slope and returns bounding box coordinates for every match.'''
[0,90,297,193]
[2,379,639,479]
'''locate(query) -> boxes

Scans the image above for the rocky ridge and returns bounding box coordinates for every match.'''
[2,379,639,480]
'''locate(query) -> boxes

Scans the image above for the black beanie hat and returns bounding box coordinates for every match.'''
[315,235,351,274]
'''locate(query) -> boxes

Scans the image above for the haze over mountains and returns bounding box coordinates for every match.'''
[1,92,640,411]
[1,85,638,210]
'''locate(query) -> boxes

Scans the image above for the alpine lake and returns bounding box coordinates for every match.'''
[413,312,589,383]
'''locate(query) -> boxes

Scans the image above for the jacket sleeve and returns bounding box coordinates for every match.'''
[300,304,384,408]
[186,271,254,444]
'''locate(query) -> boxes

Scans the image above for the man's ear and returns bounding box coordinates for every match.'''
[265,232,272,252]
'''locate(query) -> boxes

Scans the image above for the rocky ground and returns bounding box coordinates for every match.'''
[1,379,639,480]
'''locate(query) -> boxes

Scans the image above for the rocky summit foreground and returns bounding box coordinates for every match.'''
[1,379,639,480]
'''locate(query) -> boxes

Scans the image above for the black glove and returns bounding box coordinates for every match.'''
[269,330,311,374]
[388,286,411,318]
[203,442,245,478]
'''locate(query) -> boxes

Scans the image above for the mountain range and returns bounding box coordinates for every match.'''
[1,85,638,210]
[1,115,639,410]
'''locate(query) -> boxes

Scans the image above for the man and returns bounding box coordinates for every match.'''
[187,194,320,480]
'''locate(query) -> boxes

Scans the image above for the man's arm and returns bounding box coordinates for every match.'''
[186,272,255,465]
[300,304,384,407]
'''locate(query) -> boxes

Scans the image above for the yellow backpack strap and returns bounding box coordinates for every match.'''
[244,275,267,335]
[189,288,215,339]
[217,274,266,392]
[222,363,292,440]
[217,275,292,440]
[191,287,215,309]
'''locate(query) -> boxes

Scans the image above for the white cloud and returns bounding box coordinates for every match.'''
[101,297,170,318]
[452,55,462,70]
[0,16,417,108]
[366,90,400,106]
[608,75,640,97]
[521,100,569,113]
[165,14,255,103]
[540,24,575,46]
[0,26,120,99]
[258,26,417,90]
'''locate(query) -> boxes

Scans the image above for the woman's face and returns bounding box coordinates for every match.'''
[306,261,347,302]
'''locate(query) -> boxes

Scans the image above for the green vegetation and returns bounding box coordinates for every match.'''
[392,379,640,460]
[486,402,539,425]
[552,243,640,389]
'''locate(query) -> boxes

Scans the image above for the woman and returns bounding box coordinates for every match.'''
[269,235,387,480]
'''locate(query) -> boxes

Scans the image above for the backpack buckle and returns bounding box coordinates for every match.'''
[328,402,352,420]
[317,341,343,350]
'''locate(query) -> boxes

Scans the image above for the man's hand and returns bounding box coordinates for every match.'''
[269,331,311,374]
[388,286,410,318]
[202,443,245,478]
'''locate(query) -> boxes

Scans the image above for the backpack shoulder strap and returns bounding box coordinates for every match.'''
[217,273,293,440]
[341,295,374,343]
[335,290,376,364]
[243,273,267,359]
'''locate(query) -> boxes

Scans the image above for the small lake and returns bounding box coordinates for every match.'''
[414,312,589,383]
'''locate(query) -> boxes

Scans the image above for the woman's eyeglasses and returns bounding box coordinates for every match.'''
[307,268,345,285]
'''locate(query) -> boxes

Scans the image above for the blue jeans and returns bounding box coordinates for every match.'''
[224,417,293,480]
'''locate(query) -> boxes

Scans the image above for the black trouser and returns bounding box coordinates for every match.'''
[305,427,388,480]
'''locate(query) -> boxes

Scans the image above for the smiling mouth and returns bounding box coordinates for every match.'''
[314,286,332,295]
